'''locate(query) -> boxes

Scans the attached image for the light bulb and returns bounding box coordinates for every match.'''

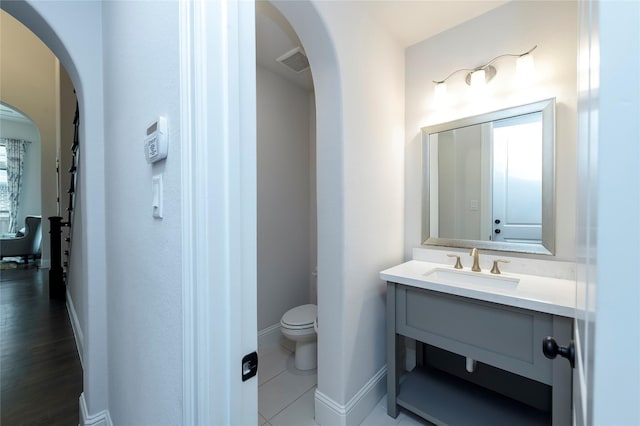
[434,82,448,106]
[470,69,486,88]
[516,53,536,83]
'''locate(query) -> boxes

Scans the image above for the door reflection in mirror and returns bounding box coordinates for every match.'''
[491,112,542,243]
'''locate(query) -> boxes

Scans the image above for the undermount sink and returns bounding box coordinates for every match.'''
[423,268,519,290]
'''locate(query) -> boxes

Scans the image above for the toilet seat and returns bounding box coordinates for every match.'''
[281,304,317,329]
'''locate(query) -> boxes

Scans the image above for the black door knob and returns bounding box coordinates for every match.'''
[494,229,501,234]
[542,336,575,368]
[494,219,501,224]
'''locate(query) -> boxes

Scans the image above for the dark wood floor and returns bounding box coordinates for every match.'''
[1,264,82,425]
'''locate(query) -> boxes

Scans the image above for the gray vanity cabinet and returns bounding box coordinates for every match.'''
[386,282,572,425]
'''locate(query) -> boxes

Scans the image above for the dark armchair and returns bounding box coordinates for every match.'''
[0,216,42,264]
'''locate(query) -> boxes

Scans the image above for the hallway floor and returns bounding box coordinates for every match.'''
[1,262,427,425]
[0,263,82,425]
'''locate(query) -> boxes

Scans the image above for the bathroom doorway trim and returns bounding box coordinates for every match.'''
[179,1,258,425]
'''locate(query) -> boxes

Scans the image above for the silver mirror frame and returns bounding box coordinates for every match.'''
[421,98,556,255]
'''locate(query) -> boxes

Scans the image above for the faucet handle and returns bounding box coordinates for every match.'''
[447,254,463,269]
[490,259,510,274]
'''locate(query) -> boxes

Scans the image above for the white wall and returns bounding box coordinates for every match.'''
[257,65,312,330]
[0,117,41,231]
[309,92,317,304]
[405,1,578,260]
[316,2,405,405]
[274,1,405,417]
[101,1,182,424]
[437,126,482,240]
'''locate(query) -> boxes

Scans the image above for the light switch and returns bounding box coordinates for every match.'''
[152,175,163,218]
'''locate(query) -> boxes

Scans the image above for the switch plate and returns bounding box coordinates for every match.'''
[152,175,163,218]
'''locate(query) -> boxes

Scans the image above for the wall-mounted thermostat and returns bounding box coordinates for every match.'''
[144,116,168,163]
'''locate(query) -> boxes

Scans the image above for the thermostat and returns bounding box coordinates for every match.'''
[144,116,168,163]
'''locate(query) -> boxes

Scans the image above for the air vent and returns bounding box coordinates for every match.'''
[276,47,310,73]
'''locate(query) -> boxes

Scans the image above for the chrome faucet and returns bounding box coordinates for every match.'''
[470,248,481,272]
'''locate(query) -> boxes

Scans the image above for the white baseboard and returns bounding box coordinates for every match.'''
[66,288,84,369]
[79,393,113,426]
[314,366,387,426]
[258,323,281,349]
[258,323,295,352]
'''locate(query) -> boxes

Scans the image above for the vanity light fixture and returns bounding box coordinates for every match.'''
[432,45,538,97]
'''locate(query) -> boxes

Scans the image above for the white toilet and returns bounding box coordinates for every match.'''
[280,304,317,370]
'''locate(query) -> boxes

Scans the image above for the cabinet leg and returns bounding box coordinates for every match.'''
[387,284,399,418]
[386,333,400,417]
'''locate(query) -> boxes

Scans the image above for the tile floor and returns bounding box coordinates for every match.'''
[258,339,428,426]
[258,341,317,426]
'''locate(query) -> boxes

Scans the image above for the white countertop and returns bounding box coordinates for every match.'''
[380,260,576,318]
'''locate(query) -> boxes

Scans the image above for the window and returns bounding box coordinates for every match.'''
[0,145,9,233]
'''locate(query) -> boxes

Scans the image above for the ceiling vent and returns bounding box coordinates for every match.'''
[276,47,310,73]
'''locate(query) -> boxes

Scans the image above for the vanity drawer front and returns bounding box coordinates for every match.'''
[396,286,553,384]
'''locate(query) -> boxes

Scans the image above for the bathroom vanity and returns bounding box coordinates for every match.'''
[382,260,575,425]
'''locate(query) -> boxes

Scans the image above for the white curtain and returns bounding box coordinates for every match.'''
[2,139,28,233]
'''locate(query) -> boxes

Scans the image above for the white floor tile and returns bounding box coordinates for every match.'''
[269,387,318,426]
[259,368,317,420]
[360,394,431,426]
[259,413,268,426]
[258,326,283,351]
[259,344,292,386]
[359,399,401,426]
[396,411,430,426]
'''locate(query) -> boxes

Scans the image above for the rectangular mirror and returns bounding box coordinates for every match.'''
[422,98,555,255]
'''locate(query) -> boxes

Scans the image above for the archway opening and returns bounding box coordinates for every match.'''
[0,9,77,268]
[0,3,104,424]
[255,1,319,422]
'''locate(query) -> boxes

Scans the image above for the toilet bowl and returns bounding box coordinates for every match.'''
[280,304,317,370]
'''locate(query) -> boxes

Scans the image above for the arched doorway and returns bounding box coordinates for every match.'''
[256,1,346,424]
[255,2,319,422]
[0,1,108,421]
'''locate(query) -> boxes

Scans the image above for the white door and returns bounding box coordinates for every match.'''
[573,1,597,422]
[574,1,640,425]
[491,113,543,243]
